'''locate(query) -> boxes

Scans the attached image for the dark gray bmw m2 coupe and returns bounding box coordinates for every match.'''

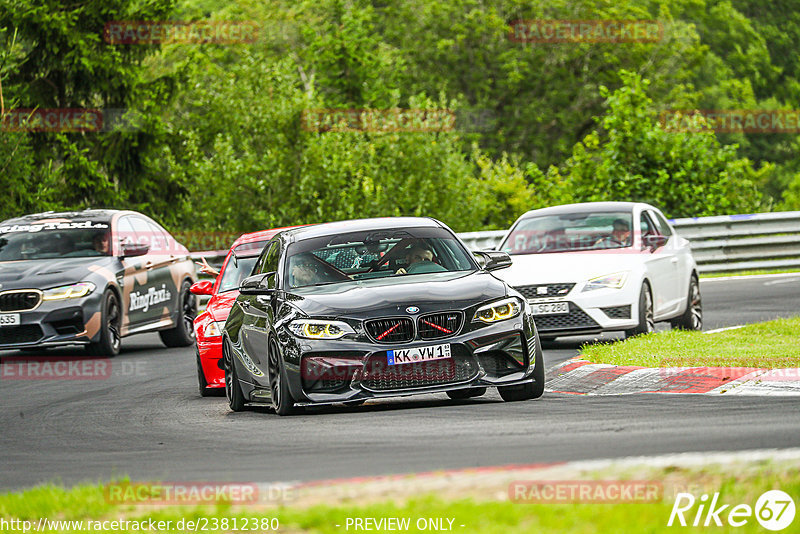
[222,217,544,415]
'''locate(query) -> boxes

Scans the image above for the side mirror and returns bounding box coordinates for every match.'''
[473,251,512,271]
[121,243,149,258]
[190,279,214,296]
[644,234,669,251]
[239,272,276,295]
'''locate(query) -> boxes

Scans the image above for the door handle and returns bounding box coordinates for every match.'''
[144,261,154,270]
[670,257,679,263]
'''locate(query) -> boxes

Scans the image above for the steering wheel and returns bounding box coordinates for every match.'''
[406,261,447,274]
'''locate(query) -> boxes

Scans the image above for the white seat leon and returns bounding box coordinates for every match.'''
[492,202,702,340]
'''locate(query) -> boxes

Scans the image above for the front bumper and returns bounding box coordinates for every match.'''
[197,338,224,387]
[521,284,640,336]
[273,314,539,404]
[0,293,104,350]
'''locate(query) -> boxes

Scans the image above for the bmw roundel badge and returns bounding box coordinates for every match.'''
[406,306,420,314]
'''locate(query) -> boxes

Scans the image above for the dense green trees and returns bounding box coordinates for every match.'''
[2,0,799,237]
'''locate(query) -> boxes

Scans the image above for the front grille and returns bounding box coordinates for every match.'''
[601,305,631,319]
[365,318,414,343]
[0,291,42,312]
[418,312,463,340]
[515,283,575,300]
[0,325,44,345]
[361,349,478,391]
[533,302,599,332]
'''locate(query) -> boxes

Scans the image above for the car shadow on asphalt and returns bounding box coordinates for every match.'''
[228,395,505,418]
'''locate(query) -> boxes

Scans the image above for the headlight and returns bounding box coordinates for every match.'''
[582,271,629,292]
[288,319,355,339]
[472,297,522,323]
[42,282,96,301]
[203,321,224,338]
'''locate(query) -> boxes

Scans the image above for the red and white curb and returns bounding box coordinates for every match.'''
[546,359,800,396]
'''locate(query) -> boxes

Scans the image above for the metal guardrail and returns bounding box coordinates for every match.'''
[188,211,800,276]
[672,211,800,273]
[456,211,800,274]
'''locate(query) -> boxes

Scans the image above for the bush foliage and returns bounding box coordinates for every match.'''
[3,0,798,237]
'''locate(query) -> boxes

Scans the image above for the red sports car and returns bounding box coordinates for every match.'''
[191,228,292,396]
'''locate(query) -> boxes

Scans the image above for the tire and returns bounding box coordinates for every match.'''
[446,387,487,400]
[499,337,545,402]
[625,282,655,339]
[671,275,702,331]
[86,290,122,357]
[224,340,246,412]
[159,279,197,348]
[268,339,298,416]
[197,351,222,397]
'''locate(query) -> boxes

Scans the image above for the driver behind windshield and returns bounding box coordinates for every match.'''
[395,244,434,275]
[594,218,632,248]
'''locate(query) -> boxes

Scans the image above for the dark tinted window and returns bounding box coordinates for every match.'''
[0,220,112,260]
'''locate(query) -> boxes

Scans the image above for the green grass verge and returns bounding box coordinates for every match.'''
[1,461,798,533]
[580,317,800,367]
[700,268,800,278]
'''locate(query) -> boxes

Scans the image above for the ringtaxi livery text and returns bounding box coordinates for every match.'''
[343,517,458,531]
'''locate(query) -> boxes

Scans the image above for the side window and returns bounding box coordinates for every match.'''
[650,210,674,237]
[146,221,169,253]
[129,217,153,248]
[253,241,277,275]
[639,212,656,238]
[117,217,136,246]
[263,242,280,274]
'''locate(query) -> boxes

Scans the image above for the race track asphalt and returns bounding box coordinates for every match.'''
[1,275,799,490]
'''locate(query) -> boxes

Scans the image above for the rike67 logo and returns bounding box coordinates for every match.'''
[668,490,795,530]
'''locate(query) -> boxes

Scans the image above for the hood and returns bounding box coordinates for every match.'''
[0,257,118,291]
[205,290,239,322]
[493,250,647,287]
[288,270,507,319]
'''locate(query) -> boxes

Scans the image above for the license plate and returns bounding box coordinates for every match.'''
[0,314,20,326]
[387,343,451,365]
[531,302,569,315]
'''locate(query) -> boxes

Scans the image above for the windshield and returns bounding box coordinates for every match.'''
[500,211,634,255]
[285,227,476,289]
[0,223,112,261]
[217,240,269,293]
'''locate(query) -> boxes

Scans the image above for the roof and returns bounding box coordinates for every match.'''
[517,202,653,220]
[0,209,129,225]
[280,217,444,242]
[231,226,301,248]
